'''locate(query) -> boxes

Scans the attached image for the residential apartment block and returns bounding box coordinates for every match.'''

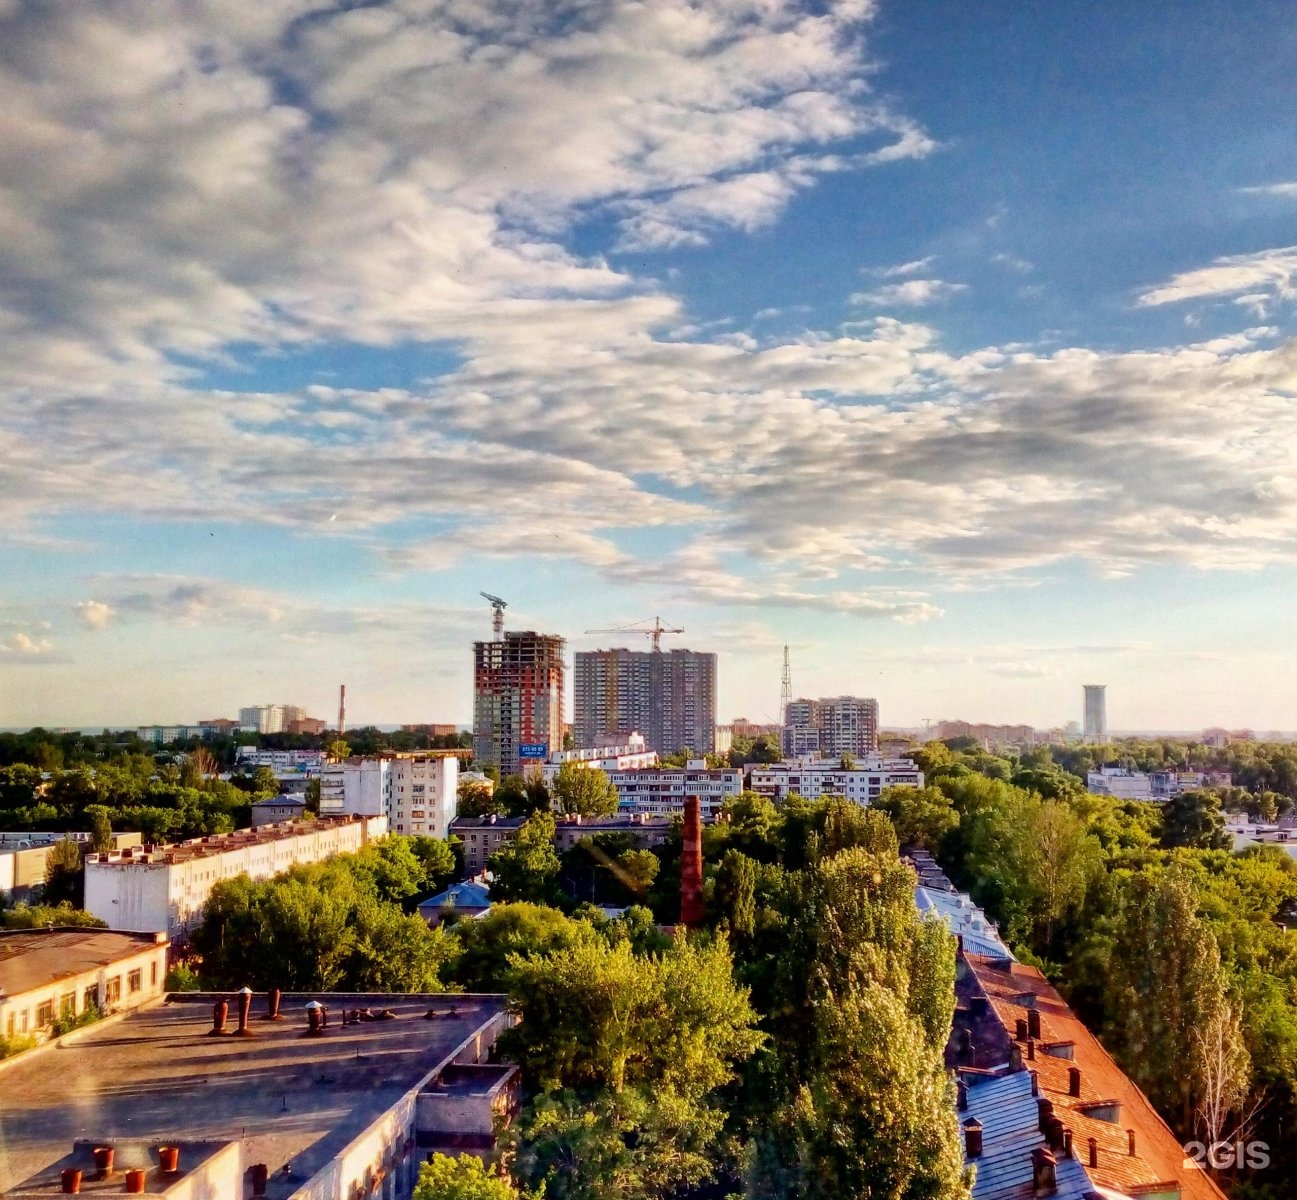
[782,695,879,758]
[608,761,743,819]
[474,631,566,777]
[748,756,922,804]
[540,735,659,784]
[450,815,529,876]
[320,751,460,837]
[84,815,386,938]
[573,648,717,756]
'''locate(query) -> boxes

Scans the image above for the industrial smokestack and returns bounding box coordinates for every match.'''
[680,795,704,927]
[338,684,346,736]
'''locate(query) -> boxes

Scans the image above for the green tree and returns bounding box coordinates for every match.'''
[2,903,106,930]
[87,805,113,853]
[1161,789,1231,850]
[325,739,351,760]
[489,812,564,906]
[551,763,619,817]
[347,899,458,992]
[873,784,960,851]
[451,903,592,992]
[414,1153,524,1200]
[42,836,84,907]
[458,778,502,818]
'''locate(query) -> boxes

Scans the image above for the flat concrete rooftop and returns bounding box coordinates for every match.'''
[0,992,507,1199]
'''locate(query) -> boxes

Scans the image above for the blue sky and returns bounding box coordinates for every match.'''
[3,0,1297,732]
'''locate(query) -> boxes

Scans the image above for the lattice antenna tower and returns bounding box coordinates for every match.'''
[780,644,792,726]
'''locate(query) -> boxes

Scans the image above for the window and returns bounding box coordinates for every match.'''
[128,969,143,993]
[5,1013,13,1037]
[151,961,158,986]
[20,1010,29,1034]
[35,1000,54,1028]
[60,992,76,1016]
[105,977,122,1004]
[397,824,404,832]
[84,985,99,1011]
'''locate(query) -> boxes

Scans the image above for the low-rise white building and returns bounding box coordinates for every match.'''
[747,755,923,804]
[320,752,459,838]
[0,928,169,1043]
[235,747,326,774]
[540,734,659,784]
[608,760,743,818]
[84,815,387,938]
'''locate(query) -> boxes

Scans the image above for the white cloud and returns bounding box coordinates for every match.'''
[75,600,116,630]
[865,257,936,278]
[851,279,968,307]
[1,632,58,660]
[1237,182,1297,199]
[1137,246,1297,308]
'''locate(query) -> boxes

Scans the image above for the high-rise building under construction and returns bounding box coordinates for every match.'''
[573,648,717,756]
[473,630,565,777]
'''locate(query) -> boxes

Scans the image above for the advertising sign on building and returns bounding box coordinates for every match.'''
[518,742,548,760]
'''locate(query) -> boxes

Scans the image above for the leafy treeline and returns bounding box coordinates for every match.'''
[0,724,469,771]
[0,754,258,840]
[887,740,1297,1196]
[190,835,457,991]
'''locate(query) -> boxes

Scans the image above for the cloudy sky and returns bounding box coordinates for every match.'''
[3,0,1297,732]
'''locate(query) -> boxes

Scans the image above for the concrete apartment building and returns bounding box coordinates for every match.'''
[608,761,743,818]
[237,704,311,734]
[748,756,922,804]
[573,648,717,756]
[235,747,326,773]
[551,812,675,853]
[450,815,528,876]
[0,831,142,902]
[84,815,387,938]
[0,990,518,1200]
[540,735,659,784]
[783,696,879,758]
[474,631,566,777]
[320,752,459,838]
[0,928,169,1044]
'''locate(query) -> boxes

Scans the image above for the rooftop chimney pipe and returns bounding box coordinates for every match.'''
[957,1080,968,1111]
[1068,1066,1081,1097]
[964,1119,984,1158]
[211,999,228,1036]
[1027,1008,1042,1040]
[1016,1017,1029,1041]
[1031,1148,1057,1194]
[1128,1128,1136,1156]
[237,987,253,1035]
[1027,1037,1035,1061]
[251,1164,269,1197]
[267,987,282,1020]
[1088,1137,1098,1169]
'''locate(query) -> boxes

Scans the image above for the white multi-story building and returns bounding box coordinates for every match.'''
[783,696,879,758]
[235,747,326,774]
[1086,767,1229,800]
[540,735,659,784]
[84,815,387,938]
[320,752,459,838]
[747,756,922,804]
[1083,684,1108,744]
[608,760,743,818]
[237,704,307,734]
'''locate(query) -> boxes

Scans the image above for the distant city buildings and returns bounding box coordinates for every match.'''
[84,815,387,938]
[1202,726,1256,748]
[1082,684,1108,743]
[320,752,460,838]
[235,747,326,774]
[1086,766,1231,800]
[573,648,717,756]
[935,720,1066,748]
[400,723,461,738]
[474,630,566,777]
[238,704,309,734]
[748,756,922,804]
[540,735,659,784]
[783,696,879,758]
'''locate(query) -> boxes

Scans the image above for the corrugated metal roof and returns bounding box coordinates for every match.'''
[915,884,1016,961]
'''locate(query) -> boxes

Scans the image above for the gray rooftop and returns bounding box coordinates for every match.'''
[0,991,506,1198]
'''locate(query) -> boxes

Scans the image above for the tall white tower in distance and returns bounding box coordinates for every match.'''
[1083,684,1108,744]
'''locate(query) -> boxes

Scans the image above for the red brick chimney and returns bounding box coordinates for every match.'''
[680,796,704,927]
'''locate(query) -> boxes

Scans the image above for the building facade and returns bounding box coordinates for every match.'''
[1082,684,1108,743]
[320,752,459,838]
[84,815,387,938]
[573,648,717,756]
[450,815,528,876]
[748,756,923,804]
[540,735,659,784]
[782,696,879,758]
[474,631,566,777]
[608,761,743,818]
[0,928,169,1043]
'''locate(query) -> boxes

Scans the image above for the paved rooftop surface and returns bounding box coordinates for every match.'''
[87,816,375,867]
[0,992,506,1198]
[0,929,165,998]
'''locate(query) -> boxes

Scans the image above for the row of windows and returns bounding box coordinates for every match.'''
[4,961,156,1037]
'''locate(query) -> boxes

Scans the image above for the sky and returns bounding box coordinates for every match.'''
[3,0,1297,732]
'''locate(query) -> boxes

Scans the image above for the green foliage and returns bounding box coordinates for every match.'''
[490,812,564,906]
[0,1034,37,1060]
[190,835,460,991]
[873,784,960,851]
[165,963,202,991]
[42,835,84,907]
[1,902,106,929]
[51,1004,102,1037]
[450,902,593,992]
[414,1153,524,1200]
[550,763,619,817]
[458,778,502,818]
[1160,789,1231,850]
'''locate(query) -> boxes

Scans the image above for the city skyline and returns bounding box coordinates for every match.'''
[5,2,1297,730]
